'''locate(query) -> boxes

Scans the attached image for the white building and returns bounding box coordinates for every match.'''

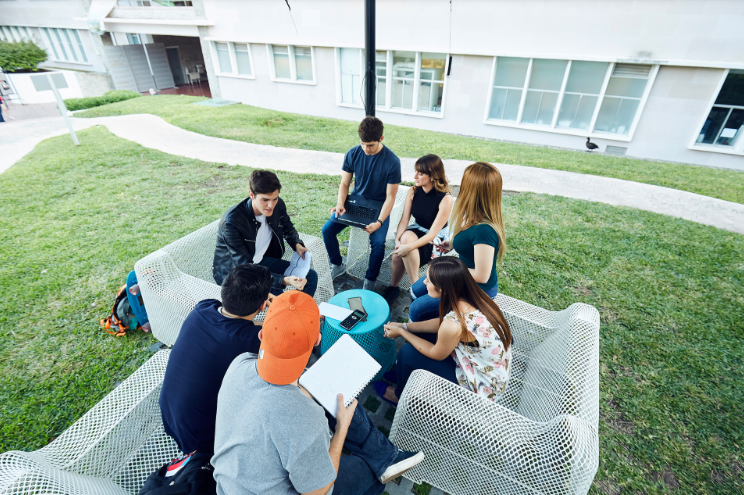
[1,0,743,170]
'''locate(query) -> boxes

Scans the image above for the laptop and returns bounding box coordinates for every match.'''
[336,193,383,228]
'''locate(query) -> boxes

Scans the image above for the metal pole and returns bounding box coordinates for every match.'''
[364,0,375,116]
[46,73,79,146]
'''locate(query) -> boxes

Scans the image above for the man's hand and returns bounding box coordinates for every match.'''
[364,221,381,234]
[384,322,406,339]
[296,243,310,259]
[393,244,412,258]
[329,203,346,218]
[335,394,357,434]
[283,276,307,291]
[267,293,275,306]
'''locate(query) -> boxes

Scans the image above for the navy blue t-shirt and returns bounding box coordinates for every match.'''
[342,144,402,202]
[159,299,261,454]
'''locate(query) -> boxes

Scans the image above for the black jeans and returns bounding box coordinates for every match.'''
[258,256,318,297]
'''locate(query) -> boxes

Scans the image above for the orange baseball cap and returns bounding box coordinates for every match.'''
[257,291,320,385]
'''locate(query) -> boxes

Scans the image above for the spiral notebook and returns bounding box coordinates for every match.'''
[299,334,381,417]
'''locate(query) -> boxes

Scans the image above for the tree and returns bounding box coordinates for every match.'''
[0,40,48,72]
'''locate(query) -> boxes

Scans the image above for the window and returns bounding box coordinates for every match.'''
[0,26,32,43]
[268,45,315,84]
[117,1,193,6]
[336,49,448,116]
[41,28,89,64]
[486,57,655,138]
[126,33,141,45]
[211,41,254,78]
[695,70,744,150]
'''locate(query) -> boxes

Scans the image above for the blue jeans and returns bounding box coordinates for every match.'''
[322,214,390,282]
[258,256,318,298]
[408,278,498,322]
[394,342,458,399]
[327,403,399,495]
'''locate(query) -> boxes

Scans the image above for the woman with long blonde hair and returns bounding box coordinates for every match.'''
[407,161,506,324]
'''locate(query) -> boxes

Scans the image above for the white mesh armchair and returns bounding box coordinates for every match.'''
[135,219,335,347]
[390,294,600,495]
[0,350,178,495]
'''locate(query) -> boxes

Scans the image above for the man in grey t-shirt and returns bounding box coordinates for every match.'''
[212,291,424,495]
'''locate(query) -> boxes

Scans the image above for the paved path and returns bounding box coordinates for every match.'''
[3,113,743,235]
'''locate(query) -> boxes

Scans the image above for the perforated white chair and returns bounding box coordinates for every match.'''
[390,294,600,495]
[135,219,335,347]
[0,350,178,495]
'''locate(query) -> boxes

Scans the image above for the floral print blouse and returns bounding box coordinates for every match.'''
[446,309,512,401]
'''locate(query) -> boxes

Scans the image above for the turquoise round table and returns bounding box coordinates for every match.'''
[321,289,395,381]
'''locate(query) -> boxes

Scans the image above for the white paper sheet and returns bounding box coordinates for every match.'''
[318,302,352,321]
[283,251,312,279]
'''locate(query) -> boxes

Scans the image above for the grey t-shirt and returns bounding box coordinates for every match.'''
[213,353,337,495]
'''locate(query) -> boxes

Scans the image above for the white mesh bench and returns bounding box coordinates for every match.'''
[134,219,335,346]
[0,350,178,495]
[390,294,600,495]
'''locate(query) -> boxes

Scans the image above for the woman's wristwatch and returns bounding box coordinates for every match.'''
[376,219,383,226]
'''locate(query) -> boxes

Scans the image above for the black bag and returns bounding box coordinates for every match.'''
[138,452,216,495]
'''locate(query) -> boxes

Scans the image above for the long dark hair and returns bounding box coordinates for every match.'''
[428,257,512,351]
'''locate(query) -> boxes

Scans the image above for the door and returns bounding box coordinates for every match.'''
[166,47,185,86]
[103,46,138,92]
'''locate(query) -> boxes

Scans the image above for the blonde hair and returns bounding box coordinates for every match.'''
[413,154,451,194]
[450,162,506,261]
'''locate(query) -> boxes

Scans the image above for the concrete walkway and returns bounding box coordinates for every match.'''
[3,113,743,235]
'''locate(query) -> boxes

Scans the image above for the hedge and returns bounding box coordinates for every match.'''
[64,90,142,111]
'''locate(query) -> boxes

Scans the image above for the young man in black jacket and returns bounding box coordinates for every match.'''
[212,170,318,297]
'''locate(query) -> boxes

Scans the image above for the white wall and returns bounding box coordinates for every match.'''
[203,0,744,68]
[7,70,84,104]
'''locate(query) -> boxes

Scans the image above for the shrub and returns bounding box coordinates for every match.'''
[0,40,47,72]
[63,90,142,111]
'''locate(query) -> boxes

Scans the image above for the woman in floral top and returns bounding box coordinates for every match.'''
[375,256,512,404]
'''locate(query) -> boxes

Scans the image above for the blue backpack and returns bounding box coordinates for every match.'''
[100,271,150,337]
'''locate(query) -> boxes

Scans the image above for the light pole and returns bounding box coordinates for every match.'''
[364,0,375,116]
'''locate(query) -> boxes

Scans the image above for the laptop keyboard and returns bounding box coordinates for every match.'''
[345,204,377,220]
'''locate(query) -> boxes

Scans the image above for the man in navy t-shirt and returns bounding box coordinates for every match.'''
[322,116,401,290]
[159,263,272,455]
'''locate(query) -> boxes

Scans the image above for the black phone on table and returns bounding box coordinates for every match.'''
[348,296,367,321]
[340,309,367,331]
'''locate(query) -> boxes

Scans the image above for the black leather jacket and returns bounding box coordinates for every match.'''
[212,197,303,287]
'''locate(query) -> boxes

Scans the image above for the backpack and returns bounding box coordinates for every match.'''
[138,452,216,495]
[100,270,150,337]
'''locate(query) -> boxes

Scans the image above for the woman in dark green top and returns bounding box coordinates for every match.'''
[408,162,506,324]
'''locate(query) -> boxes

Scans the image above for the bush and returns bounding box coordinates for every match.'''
[0,40,47,72]
[63,90,142,111]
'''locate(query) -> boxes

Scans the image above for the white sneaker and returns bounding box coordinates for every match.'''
[330,262,346,279]
[363,279,376,291]
[409,287,417,300]
[379,450,425,484]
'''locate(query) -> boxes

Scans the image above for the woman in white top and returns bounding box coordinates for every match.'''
[375,256,513,404]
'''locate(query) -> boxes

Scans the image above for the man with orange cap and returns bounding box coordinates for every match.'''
[212,291,424,495]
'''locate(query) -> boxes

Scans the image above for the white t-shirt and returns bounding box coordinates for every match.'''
[252,215,272,264]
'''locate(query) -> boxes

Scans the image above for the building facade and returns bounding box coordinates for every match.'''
[1,0,742,170]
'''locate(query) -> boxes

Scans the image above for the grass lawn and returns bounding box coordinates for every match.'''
[1,127,743,494]
[76,95,744,204]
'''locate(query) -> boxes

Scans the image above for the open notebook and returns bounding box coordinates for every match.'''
[299,334,381,417]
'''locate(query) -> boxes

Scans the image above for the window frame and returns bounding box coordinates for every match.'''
[210,41,255,80]
[267,44,316,85]
[688,69,744,156]
[334,48,449,119]
[483,57,658,141]
[39,27,91,66]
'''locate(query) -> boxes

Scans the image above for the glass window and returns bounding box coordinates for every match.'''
[521,59,567,125]
[696,71,744,148]
[391,51,415,109]
[41,28,59,59]
[272,45,291,79]
[72,30,88,63]
[216,42,232,73]
[418,52,446,113]
[234,43,251,75]
[61,29,78,62]
[294,46,313,81]
[557,61,608,130]
[594,64,651,135]
[340,48,361,105]
[489,57,529,121]
[53,29,69,61]
[126,33,141,45]
[376,51,387,107]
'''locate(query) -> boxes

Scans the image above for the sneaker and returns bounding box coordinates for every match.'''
[363,278,376,291]
[330,262,346,279]
[409,287,418,300]
[381,286,400,304]
[379,449,425,484]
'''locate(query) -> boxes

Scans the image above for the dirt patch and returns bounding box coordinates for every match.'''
[571,280,595,297]
[648,466,680,490]
[263,117,285,127]
[593,479,622,495]
[599,306,618,324]
[602,399,636,435]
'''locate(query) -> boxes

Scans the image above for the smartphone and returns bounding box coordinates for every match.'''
[348,296,367,321]
[340,309,367,331]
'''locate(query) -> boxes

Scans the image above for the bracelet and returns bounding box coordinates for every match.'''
[403,322,408,331]
[376,219,383,226]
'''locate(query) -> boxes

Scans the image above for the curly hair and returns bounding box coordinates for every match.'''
[358,116,384,142]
